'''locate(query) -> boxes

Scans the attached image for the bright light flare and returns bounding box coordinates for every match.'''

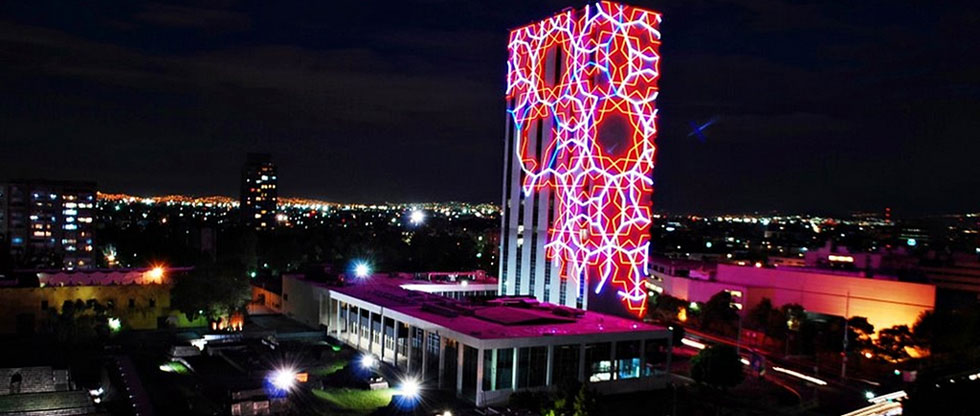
[150,266,164,279]
[409,209,425,225]
[270,368,298,391]
[107,317,121,332]
[360,354,377,369]
[353,262,371,278]
[398,378,421,398]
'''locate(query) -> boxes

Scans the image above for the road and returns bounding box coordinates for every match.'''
[676,326,875,414]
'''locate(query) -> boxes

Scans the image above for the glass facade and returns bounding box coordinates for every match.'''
[516,346,548,388]
[644,338,670,376]
[615,340,642,380]
[586,342,612,382]
[552,344,580,386]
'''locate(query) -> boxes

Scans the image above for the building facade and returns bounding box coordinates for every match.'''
[499,2,662,317]
[1,180,97,269]
[648,260,936,333]
[0,267,203,334]
[239,153,278,230]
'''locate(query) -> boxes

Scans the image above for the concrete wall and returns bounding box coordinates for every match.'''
[281,275,328,328]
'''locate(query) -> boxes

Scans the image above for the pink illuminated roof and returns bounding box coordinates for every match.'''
[330,278,665,340]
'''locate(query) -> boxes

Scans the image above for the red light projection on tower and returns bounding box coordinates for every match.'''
[507,2,661,317]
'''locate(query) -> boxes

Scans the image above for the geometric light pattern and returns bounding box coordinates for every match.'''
[507,2,661,317]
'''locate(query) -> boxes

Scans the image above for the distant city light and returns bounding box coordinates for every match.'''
[107,317,122,332]
[705,241,712,248]
[864,391,875,400]
[907,238,917,247]
[360,354,377,369]
[409,209,425,225]
[353,262,372,278]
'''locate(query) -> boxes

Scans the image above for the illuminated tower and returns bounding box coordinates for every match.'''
[239,153,278,230]
[499,2,661,317]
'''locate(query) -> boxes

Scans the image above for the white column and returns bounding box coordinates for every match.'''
[476,348,486,406]
[456,343,465,396]
[421,330,429,380]
[438,336,447,389]
[512,348,519,389]
[334,300,341,339]
[545,345,554,386]
[406,325,414,372]
[489,349,497,391]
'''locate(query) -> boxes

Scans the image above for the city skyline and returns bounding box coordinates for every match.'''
[1,1,978,214]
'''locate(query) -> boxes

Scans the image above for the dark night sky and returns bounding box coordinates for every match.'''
[1,1,978,214]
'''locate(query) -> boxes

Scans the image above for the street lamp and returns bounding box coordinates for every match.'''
[270,367,299,391]
[353,262,371,278]
[398,377,421,399]
[360,354,377,369]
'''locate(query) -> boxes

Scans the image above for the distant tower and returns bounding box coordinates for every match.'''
[498,2,662,317]
[239,153,278,230]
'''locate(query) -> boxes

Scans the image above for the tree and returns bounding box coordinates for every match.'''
[847,316,875,351]
[571,383,598,416]
[648,293,686,323]
[746,297,789,341]
[171,258,251,322]
[876,325,914,362]
[699,291,738,336]
[690,344,744,389]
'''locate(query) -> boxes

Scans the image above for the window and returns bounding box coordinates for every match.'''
[148,298,156,308]
[552,344,580,386]
[128,299,136,308]
[496,348,514,390]
[615,341,641,380]
[40,300,48,310]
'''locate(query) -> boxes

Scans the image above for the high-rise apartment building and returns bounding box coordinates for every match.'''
[498,2,662,317]
[1,180,98,269]
[239,153,278,230]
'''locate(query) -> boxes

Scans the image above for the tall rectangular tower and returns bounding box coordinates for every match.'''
[499,2,662,317]
[239,153,278,230]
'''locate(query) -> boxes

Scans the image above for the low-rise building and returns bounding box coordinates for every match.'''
[649,258,936,333]
[283,273,671,407]
[0,267,203,334]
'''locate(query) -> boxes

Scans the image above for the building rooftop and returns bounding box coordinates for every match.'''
[30,267,193,287]
[329,277,664,340]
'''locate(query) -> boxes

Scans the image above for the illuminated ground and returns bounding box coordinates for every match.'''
[311,387,395,415]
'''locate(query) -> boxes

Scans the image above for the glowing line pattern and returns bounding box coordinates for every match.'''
[507,2,661,317]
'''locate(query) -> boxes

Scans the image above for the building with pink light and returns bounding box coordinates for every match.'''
[648,259,936,333]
